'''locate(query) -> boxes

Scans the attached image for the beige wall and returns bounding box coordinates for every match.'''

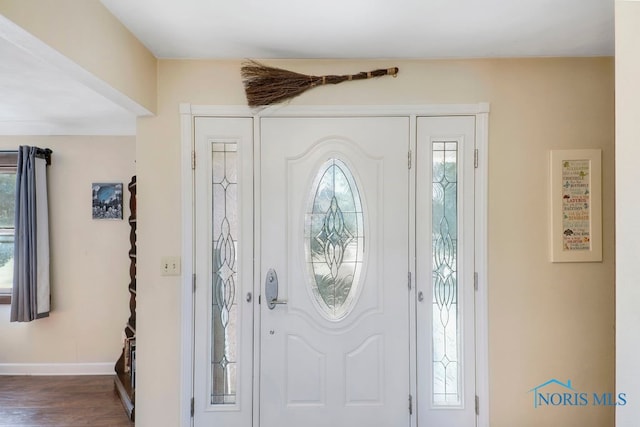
[0,0,157,114]
[136,58,615,427]
[616,1,640,426]
[0,136,135,369]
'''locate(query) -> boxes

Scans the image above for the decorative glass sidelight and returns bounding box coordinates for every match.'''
[432,141,461,406]
[211,142,238,404]
[305,158,364,320]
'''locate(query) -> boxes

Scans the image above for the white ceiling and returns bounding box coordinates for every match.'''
[100,0,614,59]
[0,0,615,135]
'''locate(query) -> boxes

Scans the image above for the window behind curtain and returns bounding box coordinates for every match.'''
[0,152,17,298]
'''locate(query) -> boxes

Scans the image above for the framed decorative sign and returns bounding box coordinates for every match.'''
[549,149,602,262]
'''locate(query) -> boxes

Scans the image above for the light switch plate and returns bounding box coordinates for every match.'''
[161,256,181,276]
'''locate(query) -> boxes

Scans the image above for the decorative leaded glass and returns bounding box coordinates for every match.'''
[211,142,238,405]
[432,141,461,406]
[305,159,364,320]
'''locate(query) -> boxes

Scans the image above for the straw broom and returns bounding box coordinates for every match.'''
[241,60,399,107]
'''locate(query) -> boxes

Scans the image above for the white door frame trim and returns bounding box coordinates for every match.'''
[179,103,490,427]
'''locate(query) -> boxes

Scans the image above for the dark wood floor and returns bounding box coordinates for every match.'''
[0,375,134,426]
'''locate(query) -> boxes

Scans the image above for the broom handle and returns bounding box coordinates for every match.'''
[319,67,399,85]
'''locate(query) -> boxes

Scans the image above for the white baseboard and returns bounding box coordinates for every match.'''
[0,362,114,375]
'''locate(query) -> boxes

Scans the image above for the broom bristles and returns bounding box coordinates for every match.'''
[241,60,398,107]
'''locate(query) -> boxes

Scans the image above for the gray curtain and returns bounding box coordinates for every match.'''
[11,146,50,322]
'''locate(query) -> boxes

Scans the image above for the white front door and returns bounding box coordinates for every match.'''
[259,117,411,427]
[189,111,483,427]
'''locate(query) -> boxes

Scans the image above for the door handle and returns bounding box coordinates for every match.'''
[265,268,288,309]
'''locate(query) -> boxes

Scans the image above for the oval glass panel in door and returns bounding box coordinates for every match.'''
[305,158,364,320]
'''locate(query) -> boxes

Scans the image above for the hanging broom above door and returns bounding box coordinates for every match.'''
[241,60,399,107]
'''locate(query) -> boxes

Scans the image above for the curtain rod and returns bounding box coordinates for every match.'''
[35,148,52,166]
[1,148,53,166]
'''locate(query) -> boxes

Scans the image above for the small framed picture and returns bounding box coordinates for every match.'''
[549,149,602,262]
[92,183,123,220]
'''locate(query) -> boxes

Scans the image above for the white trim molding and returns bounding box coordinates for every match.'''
[475,111,490,427]
[0,363,114,376]
[180,103,196,427]
[183,103,490,118]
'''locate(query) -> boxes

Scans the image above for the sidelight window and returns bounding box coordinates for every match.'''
[211,142,238,405]
[431,141,461,406]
